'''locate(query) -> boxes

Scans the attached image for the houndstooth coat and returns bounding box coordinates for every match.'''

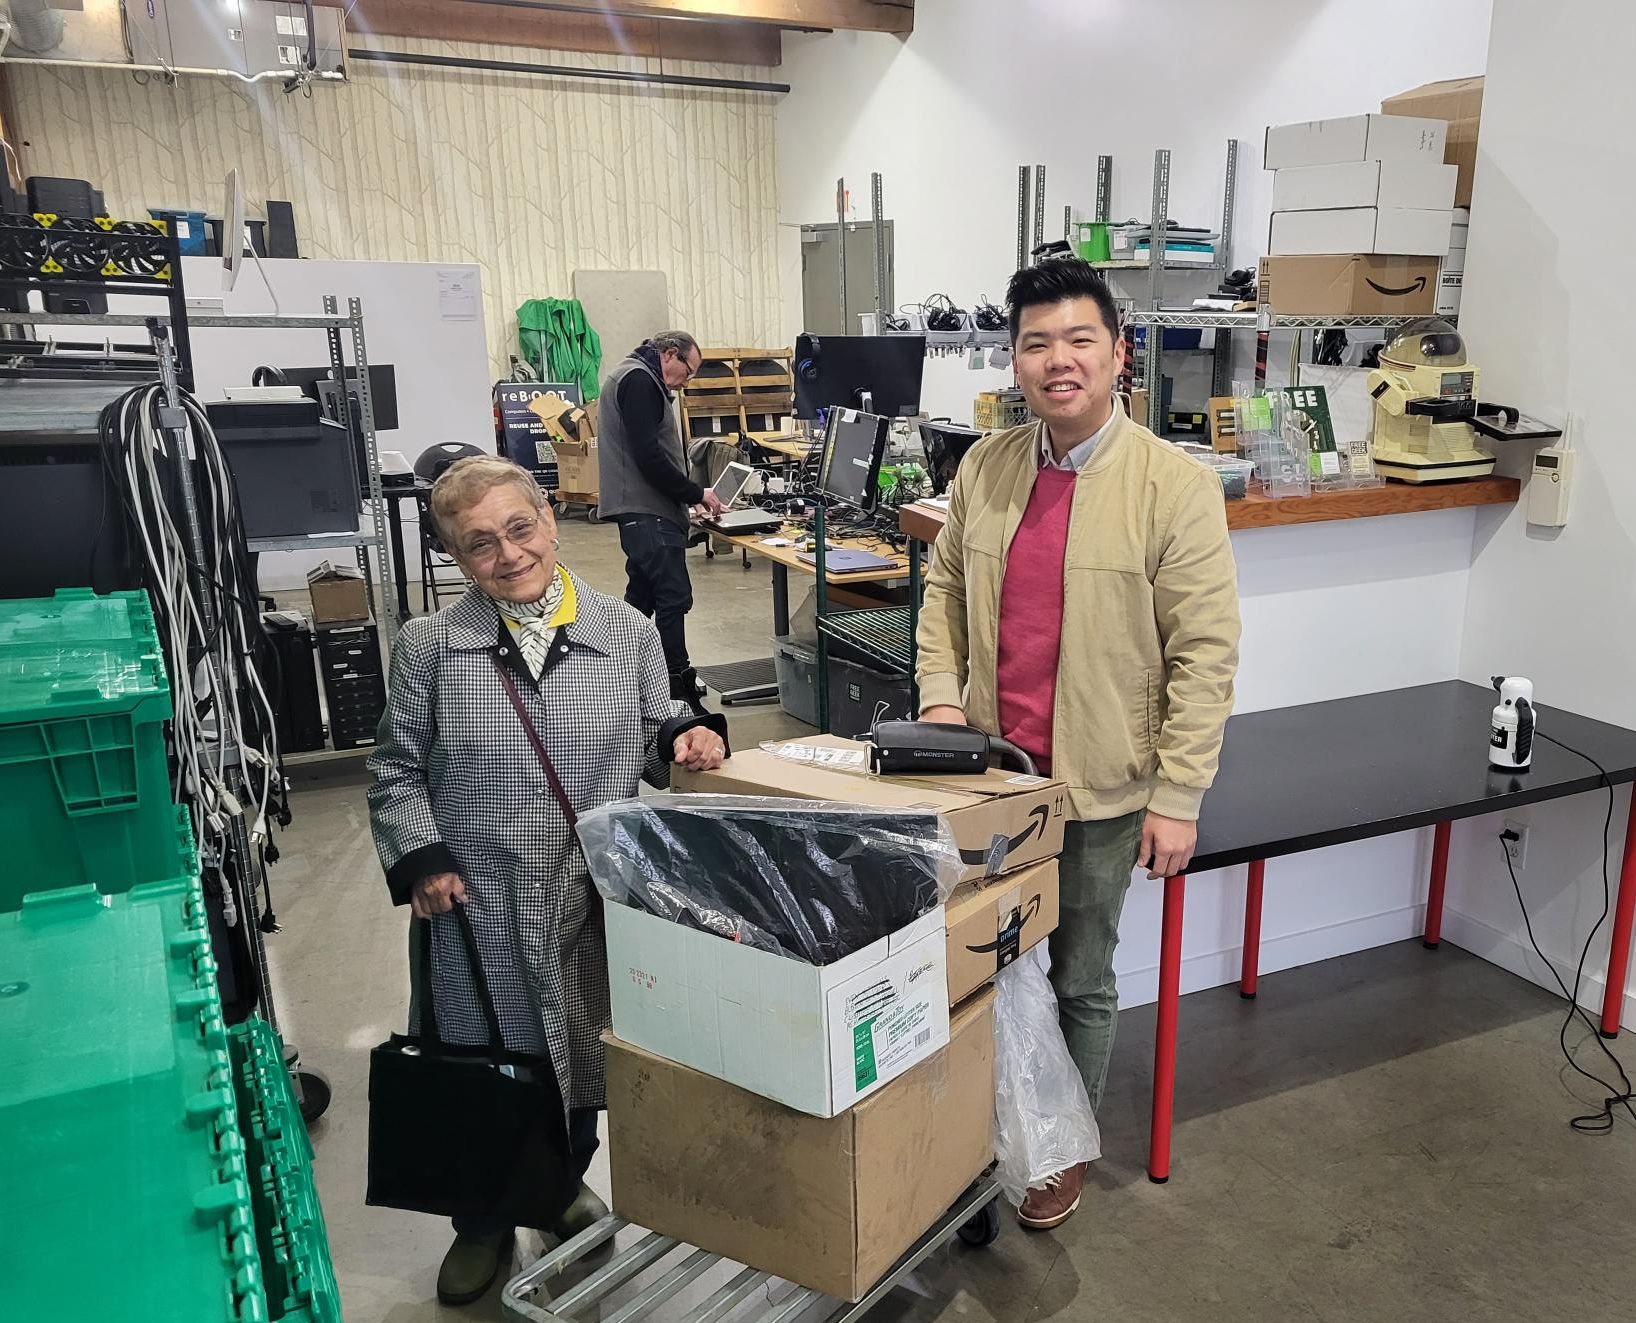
[366,571,687,1110]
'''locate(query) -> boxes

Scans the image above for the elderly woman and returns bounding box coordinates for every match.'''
[367,456,726,1305]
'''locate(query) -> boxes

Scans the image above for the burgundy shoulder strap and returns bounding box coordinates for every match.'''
[492,658,577,827]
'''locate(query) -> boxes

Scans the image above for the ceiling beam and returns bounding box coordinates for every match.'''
[543,1,915,32]
[335,0,784,66]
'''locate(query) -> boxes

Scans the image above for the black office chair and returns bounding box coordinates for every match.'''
[413,443,484,611]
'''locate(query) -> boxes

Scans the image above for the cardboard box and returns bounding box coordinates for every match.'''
[1383,79,1483,208]
[530,392,594,453]
[1436,269,1463,317]
[1269,206,1453,257]
[552,440,599,497]
[945,858,1058,1007]
[606,988,996,1303]
[673,736,1068,885]
[604,899,949,1118]
[1258,255,1440,317]
[1263,114,1447,171]
[1442,245,1466,275]
[1381,75,1483,125]
[1271,160,1457,213]
[1444,116,1480,206]
[305,561,370,626]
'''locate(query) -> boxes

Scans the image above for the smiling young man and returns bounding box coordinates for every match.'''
[916,260,1240,1228]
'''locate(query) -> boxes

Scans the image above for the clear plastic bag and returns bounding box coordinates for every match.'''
[576,795,962,966]
[992,948,1102,1204]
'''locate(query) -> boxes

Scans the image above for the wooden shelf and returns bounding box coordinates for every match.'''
[898,477,1520,543]
[1224,477,1520,530]
[680,347,794,445]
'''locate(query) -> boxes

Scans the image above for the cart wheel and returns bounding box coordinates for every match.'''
[585,505,600,524]
[297,1069,333,1125]
[555,501,570,517]
[957,1200,1001,1248]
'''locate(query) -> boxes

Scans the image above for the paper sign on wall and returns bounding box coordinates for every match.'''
[437,269,478,321]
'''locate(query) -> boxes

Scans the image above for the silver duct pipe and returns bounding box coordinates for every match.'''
[7,0,67,54]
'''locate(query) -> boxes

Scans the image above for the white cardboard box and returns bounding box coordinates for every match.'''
[1270,206,1454,257]
[1436,270,1463,316]
[604,901,951,1118]
[1271,160,1457,212]
[1442,245,1467,274]
[1264,114,1448,170]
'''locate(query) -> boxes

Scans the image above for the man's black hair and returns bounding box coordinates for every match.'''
[1005,259,1121,344]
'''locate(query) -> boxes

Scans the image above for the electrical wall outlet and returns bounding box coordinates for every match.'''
[1503,819,1530,869]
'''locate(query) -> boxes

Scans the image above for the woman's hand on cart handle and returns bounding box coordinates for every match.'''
[672,727,727,773]
[411,871,467,919]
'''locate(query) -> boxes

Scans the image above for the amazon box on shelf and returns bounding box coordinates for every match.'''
[1257,254,1439,317]
[673,735,1067,888]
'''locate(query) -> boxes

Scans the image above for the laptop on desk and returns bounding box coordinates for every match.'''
[703,461,785,534]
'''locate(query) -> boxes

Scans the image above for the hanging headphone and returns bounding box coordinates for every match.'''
[923,294,967,332]
[797,337,821,381]
[973,297,1005,332]
[251,365,289,387]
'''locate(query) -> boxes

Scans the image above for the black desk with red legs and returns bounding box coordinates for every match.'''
[1149,680,1636,1183]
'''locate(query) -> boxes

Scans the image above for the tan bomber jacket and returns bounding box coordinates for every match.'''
[915,401,1241,822]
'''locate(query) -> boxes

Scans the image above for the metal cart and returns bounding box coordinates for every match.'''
[503,1177,1003,1323]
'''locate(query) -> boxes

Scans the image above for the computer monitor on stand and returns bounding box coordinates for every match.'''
[818,408,890,512]
[917,421,984,496]
[794,334,926,419]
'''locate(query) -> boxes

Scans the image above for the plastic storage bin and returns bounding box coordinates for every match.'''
[0,588,186,906]
[230,1018,341,1323]
[148,207,208,255]
[0,873,270,1323]
[774,635,819,728]
[1199,454,1257,499]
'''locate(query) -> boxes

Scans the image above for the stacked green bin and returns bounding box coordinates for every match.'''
[0,588,186,908]
[229,1019,342,1323]
[0,874,270,1323]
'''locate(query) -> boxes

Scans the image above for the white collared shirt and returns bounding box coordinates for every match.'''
[1039,407,1117,471]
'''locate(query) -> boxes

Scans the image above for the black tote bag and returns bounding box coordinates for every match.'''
[366,904,578,1228]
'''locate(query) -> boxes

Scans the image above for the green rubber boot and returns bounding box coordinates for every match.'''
[436,1228,513,1306]
[552,1184,610,1240]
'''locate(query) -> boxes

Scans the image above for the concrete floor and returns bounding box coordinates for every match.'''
[271,516,1636,1323]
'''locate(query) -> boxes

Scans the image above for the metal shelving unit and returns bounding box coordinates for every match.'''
[2,300,400,648]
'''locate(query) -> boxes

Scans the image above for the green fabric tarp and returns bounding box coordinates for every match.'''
[517,298,604,402]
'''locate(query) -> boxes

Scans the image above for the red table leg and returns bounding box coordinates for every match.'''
[1240,860,1265,998]
[1598,792,1636,1038]
[1148,873,1185,1184]
[1423,820,1451,950]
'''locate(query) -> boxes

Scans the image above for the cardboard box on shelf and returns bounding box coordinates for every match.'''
[1436,270,1463,317]
[305,561,370,626]
[1269,206,1453,257]
[1445,117,1480,206]
[673,736,1068,885]
[945,858,1059,1007]
[1381,75,1483,124]
[1258,255,1440,317]
[1264,114,1447,171]
[1271,160,1457,213]
[1383,79,1483,208]
[606,988,996,1304]
[604,898,949,1118]
[1442,246,1466,275]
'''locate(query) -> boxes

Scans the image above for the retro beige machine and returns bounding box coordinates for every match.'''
[1367,318,1495,483]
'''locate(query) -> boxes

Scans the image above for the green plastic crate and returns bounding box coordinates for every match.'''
[229,1019,341,1323]
[0,588,185,906]
[0,874,270,1323]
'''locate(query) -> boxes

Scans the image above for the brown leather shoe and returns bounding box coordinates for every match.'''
[1016,1163,1086,1230]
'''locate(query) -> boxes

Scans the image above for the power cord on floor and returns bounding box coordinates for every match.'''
[1501,729,1636,1133]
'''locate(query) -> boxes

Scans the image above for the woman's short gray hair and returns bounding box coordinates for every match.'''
[650,330,699,360]
[429,456,546,547]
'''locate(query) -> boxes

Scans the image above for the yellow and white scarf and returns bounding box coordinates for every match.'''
[495,566,576,679]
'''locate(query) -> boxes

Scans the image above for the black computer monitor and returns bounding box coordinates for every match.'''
[279,364,399,432]
[818,408,889,510]
[794,334,925,419]
[918,421,984,496]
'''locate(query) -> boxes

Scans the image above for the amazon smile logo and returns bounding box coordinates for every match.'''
[1365,276,1428,297]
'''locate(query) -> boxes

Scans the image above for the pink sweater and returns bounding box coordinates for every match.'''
[995,467,1076,774]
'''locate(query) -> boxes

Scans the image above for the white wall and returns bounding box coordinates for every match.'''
[778,0,1495,1009]
[777,0,1492,418]
[1444,0,1636,1020]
